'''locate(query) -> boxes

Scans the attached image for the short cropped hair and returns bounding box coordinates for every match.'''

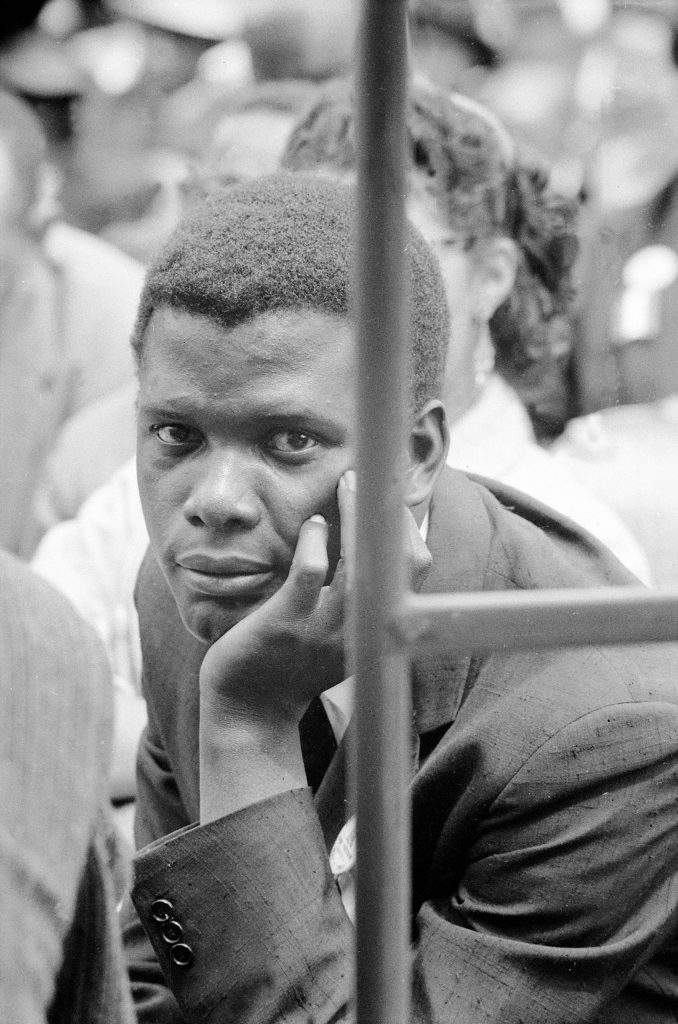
[132,172,448,411]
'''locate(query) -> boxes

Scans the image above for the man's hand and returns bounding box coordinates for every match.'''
[198,471,431,823]
[200,472,356,729]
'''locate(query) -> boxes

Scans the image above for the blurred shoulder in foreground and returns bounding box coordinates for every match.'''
[0,551,134,1023]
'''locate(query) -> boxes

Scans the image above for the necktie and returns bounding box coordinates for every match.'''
[299,696,338,793]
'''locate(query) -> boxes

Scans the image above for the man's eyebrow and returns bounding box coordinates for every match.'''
[137,397,345,431]
[136,395,205,417]
[252,406,341,426]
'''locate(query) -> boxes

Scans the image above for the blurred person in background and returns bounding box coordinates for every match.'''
[467,0,678,585]
[0,550,134,1023]
[60,0,243,238]
[407,1,678,414]
[0,1,114,231]
[471,0,678,412]
[0,89,142,557]
[28,0,355,246]
[101,77,320,264]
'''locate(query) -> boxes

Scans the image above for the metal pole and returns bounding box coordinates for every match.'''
[399,587,678,655]
[353,2,411,1023]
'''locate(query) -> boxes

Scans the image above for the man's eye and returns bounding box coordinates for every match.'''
[267,430,318,453]
[154,424,197,446]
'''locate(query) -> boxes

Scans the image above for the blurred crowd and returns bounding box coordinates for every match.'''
[0,0,673,552]
[1,0,678,1017]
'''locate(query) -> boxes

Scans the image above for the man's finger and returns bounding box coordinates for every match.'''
[284,515,330,615]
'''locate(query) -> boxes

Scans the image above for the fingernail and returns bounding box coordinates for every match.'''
[341,470,356,492]
[309,514,326,524]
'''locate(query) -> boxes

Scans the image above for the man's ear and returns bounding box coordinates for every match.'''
[473,236,518,320]
[404,399,449,510]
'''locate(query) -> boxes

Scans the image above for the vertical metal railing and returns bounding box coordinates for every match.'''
[352,3,678,1024]
[353,1,411,1022]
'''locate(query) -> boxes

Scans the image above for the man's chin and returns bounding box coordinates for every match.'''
[179,593,268,646]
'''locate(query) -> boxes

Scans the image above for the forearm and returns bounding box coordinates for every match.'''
[199,696,307,823]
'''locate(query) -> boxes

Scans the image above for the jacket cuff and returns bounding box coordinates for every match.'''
[132,787,353,1023]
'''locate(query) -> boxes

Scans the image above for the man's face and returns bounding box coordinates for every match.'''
[136,306,355,643]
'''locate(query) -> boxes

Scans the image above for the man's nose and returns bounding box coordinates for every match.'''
[183,452,261,530]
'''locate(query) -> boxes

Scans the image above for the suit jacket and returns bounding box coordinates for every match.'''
[125,468,678,1023]
[0,551,135,1024]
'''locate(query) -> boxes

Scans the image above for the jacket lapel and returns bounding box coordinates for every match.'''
[411,467,491,734]
[314,467,495,847]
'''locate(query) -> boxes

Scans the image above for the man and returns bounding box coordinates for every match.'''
[125,174,678,1022]
[0,551,134,1022]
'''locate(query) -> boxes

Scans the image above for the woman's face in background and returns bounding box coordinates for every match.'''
[407,186,487,421]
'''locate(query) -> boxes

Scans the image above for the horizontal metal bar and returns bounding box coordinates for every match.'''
[396,587,678,654]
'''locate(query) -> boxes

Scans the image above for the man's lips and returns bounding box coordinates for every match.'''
[177,553,277,599]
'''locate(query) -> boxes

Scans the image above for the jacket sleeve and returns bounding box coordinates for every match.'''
[411,700,678,1022]
[133,788,354,1024]
[121,717,192,1024]
[132,700,678,1024]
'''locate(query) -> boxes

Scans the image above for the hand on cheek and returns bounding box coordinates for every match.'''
[198,471,355,822]
[199,470,356,731]
[197,470,434,822]
[197,466,428,733]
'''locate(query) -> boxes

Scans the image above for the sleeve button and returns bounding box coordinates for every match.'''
[170,943,194,968]
[150,898,174,923]
[161,919,184,944]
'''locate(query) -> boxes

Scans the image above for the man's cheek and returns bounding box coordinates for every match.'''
[139,499,171,562]
[141,475,188,544]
